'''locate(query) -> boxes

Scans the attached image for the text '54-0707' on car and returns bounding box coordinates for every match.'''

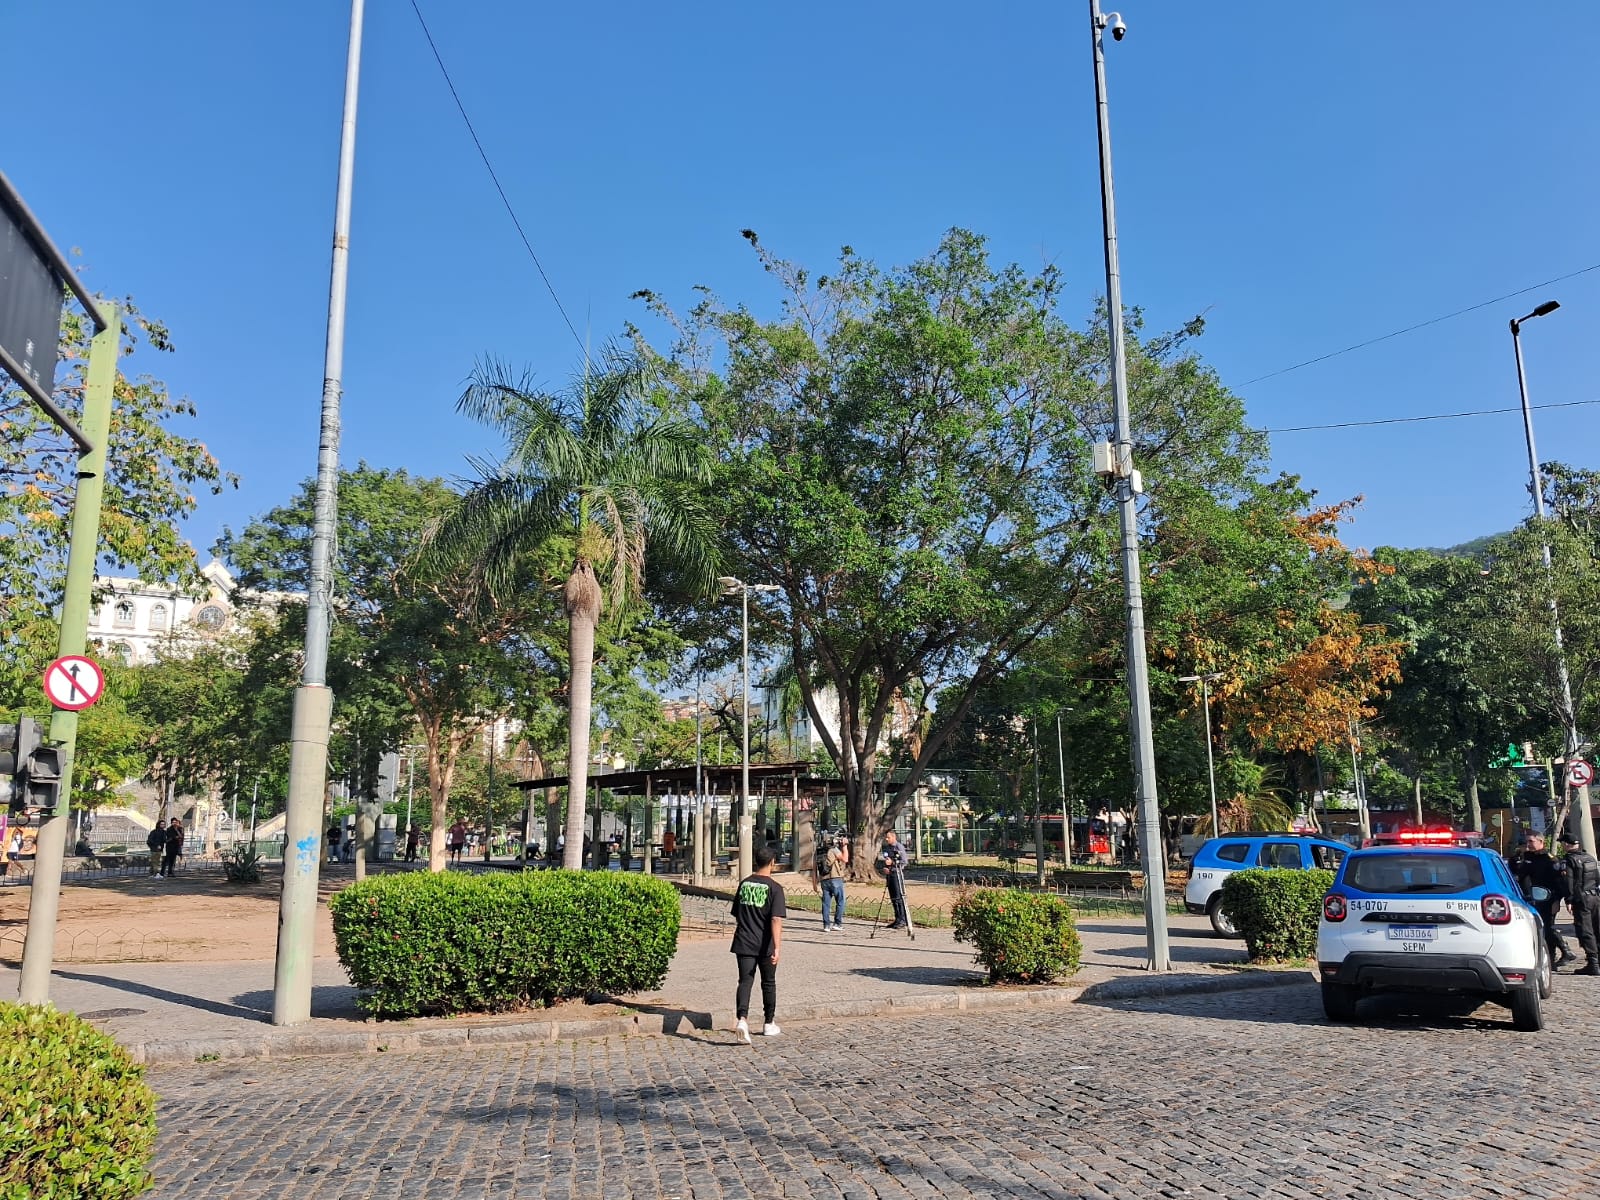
[1185,833,1350,937]
[1316,846,1550,1032]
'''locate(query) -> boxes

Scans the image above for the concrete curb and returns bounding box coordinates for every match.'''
[121,968,1312,1066]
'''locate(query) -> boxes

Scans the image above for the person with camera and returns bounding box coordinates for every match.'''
[813,829,849,931]
[876,829,910,930]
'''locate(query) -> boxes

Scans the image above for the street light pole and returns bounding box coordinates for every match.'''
[1510,301,1594,855]
[720,577,778,880]
[1179,673,1223,836]
[1088,0,1169,970]
[274,0,365,1026]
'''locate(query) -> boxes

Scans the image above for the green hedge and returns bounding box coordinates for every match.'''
[330,870,681,1017]
[952,887,1082,984]
[1219,867,1334,961]
[0,1003,157,1200]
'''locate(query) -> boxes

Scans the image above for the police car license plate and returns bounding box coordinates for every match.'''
[1386,925,1436,941]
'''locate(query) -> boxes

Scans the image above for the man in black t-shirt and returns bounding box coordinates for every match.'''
[730,844,786,1042]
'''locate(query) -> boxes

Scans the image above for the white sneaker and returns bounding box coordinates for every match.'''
[762,1023,781,1037]
[736,1019,751,1044]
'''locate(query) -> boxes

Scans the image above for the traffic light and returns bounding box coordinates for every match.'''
[2,717,64,815]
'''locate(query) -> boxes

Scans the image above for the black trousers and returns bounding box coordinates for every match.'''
[1534,899,1571,957]
[1573,897,1600,965]
[735,954,777,1024]
[161,849,178,876]
[886,870,909,926]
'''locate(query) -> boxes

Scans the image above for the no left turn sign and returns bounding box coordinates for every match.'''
[1568,759,1595,788]
[44,654,106,712]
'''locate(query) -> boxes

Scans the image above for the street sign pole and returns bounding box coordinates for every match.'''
[19,304,120,1005]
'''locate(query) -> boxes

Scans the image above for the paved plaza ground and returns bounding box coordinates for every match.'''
[9,865,1600,1197]
[145,977,1600,1200]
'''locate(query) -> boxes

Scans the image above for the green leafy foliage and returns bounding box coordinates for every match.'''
[1219,867,1334,962]
[0,1002,157,1200]
[329,870,681,1016]
[0,299,235,710]
[221,842,262,884]
[951,886,1082,984]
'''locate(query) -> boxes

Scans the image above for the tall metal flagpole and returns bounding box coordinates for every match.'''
[273,0,366,1026]
[1089,0,1169,970]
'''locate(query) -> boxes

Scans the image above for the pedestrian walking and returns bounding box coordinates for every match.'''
[1513,834,1574,966]
[326,823,341,864]
[731,843,785,1042]
[161,817,184,878]
[448,819,467,863]
[813,828,849,930]
[146,822,166,876]
[1559,833,1600,975]
[876,829,910,929]
[404,824,420,863]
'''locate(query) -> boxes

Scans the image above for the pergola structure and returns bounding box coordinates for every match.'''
[513,762,849,878]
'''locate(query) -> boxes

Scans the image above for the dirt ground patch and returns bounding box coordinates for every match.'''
[0,871,336,964]
[0,867,967,966]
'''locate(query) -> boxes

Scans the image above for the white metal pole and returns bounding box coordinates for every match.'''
[1089,0,1168,969]
[1201,676,1219,835]
[274,0,365,1026]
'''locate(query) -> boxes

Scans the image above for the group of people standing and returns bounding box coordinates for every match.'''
[728,827,912,1041]
[144,818,184,877]
[1512,832,1600,975]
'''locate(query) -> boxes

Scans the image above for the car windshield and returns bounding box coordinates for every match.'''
[1345,853,1485,894]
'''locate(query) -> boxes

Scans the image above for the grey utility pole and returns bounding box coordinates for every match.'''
[1088,0,1169,970]
[719,577,778,880]
[1510,301,1595,856]
[273,0,366,1026]
[1179,672,1223,836]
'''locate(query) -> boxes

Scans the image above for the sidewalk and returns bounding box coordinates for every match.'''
[0,908,1307,1065]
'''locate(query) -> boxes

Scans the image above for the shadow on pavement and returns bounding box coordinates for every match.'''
[1074,922,1221,941]
[1091,943,1249,965]
[55,970,268,1022]
[1083,977,1519,1032]
[233,985,365,1021]
[844,965,982,986]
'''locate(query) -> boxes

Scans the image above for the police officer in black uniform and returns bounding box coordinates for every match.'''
[1558,833,1600,975]
[1514,834,1574,966]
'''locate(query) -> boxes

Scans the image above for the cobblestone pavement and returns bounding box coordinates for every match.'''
[149,978,1600,1200]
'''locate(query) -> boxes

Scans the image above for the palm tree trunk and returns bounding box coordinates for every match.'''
[562,561,602,869]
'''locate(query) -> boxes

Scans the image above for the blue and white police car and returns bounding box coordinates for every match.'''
[1184,833,1350,936]
[1316,845,1551,1031]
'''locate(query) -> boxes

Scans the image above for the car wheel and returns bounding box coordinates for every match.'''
[1538,942,1554,1001]
[1321,981,1360,1022]
[1510,983,1544,1032]
[1208,896,1238,938]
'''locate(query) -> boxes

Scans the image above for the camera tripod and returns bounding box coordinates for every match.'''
[870,862,915,941]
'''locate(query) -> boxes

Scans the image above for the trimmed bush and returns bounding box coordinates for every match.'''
[952,887,1082,984]
[1219,867,1334,961]
[330,870,682,1017]
[0,1003,157,1200]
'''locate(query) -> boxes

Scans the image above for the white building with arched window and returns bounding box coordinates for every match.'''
[89,560,279,664]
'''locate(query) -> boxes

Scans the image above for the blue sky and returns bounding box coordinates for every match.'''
[4,1,1596,558]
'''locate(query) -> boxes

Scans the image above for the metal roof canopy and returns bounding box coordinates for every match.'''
[0,171,112,455]
[512,761,847,796]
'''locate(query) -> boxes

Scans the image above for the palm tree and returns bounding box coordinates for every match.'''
[427,350,717,869]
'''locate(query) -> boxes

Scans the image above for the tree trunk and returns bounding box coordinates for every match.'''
[1465,758,1483,835]
[563,560,602,870]
[427,739,459,872]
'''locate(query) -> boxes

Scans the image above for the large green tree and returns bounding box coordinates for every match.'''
[640,228,1264,871]
[424,351,718,870]
[1,299,234,707]
[220,465,562,869]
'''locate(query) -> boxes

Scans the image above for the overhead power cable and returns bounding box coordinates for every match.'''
[1241,262,1600,387]
[1263,396,1600,434]
[409,1,585,355]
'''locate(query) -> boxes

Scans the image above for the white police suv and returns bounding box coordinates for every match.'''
[1185,833,1349,936]
[1316,846,1551,1032]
